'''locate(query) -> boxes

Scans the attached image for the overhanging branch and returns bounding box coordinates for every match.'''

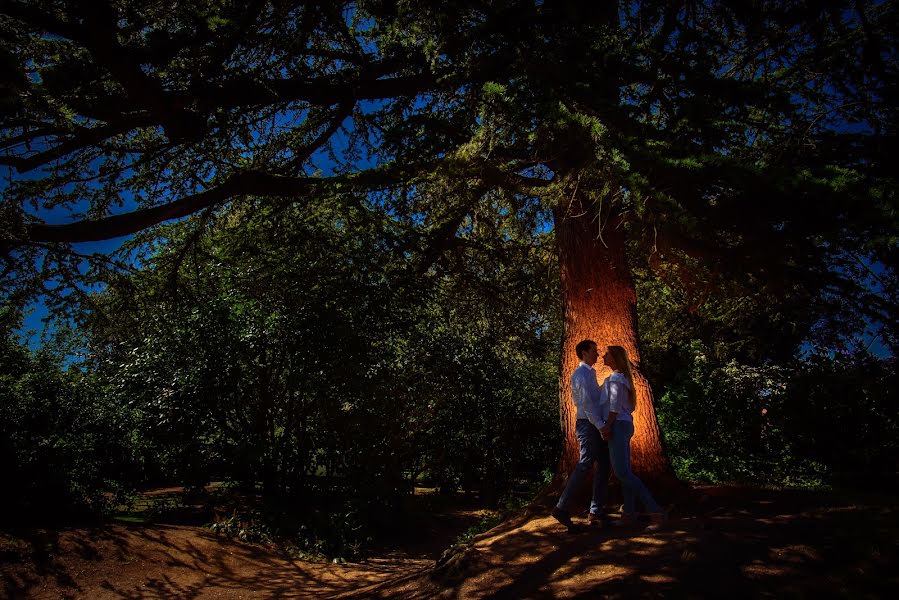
[23,173,252,244]
[17,161,441,245]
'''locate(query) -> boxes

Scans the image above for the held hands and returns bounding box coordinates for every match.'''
[599,424,612,440]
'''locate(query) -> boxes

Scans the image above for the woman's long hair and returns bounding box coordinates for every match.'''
[608,345,636,411]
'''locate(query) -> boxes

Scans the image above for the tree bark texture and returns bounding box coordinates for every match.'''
[553,195,674,491]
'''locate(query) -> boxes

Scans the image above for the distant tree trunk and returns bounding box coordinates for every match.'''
[552,195,677,497]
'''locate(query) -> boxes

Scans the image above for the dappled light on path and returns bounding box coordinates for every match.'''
[2,524,430,599]
[2,486,896,598]
[345,486,898,599]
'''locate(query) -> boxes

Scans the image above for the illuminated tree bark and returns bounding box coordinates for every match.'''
[554,195,675,490]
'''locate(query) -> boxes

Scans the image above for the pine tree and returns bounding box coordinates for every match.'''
[2,1,895,488]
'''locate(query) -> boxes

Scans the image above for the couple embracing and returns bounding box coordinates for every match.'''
[551,340,665,533]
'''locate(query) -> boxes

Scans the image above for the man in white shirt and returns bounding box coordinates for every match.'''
[551,339,610,530]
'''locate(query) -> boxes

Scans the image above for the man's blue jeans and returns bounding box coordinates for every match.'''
[608,420,661,516]
[557,419,610,516]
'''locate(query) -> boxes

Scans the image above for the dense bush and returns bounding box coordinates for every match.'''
[0,312,136,524]
[784,351,898,489]
[653,340,898,489]
[81,196,561,550]
[416,317,559,502]
[654,341,818,486]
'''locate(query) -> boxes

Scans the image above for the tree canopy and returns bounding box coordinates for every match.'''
[2,0,896,352]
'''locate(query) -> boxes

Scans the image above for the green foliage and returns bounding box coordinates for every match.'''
[637,269,897,489]
[81,187,560,549]
[0,309,137,524]
[655,341,813,485]
[653,340,897,490]
[416,313,559,500]
[784,351,899,489]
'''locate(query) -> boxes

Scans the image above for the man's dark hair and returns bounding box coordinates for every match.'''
[575,339,596,359]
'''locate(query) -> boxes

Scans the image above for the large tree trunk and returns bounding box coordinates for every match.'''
[553,196,676,494]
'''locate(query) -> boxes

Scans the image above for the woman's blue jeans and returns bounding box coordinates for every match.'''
[608,420,661,516]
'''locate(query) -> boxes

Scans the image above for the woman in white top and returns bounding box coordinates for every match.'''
[599,345,665,531]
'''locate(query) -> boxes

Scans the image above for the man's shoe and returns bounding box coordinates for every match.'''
[551,507,574,529]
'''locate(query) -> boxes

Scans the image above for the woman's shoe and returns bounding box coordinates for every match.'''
[644,512,666,532]
[613,513,637,527]
[588,513,608,527]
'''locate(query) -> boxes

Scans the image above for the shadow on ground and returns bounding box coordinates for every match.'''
[0,487,490,599]
[1,486,896,599]
[1,522,432,599]
[347,486,899,599]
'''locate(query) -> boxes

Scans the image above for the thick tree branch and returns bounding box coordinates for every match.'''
[5,69,437,169]
[190,68,439,113]
[0,127,69,152]
[17,160,442,245]
[415,203,475,275]
[14,155,542,246]
[23,173,253,244]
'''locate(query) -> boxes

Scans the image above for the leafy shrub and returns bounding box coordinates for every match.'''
[69,196,561,555]
[655,341,897,489]
[420,325,560,503]
[783,351,899,490]
[0,319,137,524]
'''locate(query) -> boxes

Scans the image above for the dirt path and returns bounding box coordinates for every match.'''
[357,486,899,599]
[3,523,431,599]
[2,486,897,599]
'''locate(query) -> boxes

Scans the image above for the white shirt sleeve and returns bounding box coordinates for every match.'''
[607,373,631,414]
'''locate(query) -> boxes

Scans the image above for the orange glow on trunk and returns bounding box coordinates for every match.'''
[554,199,674,486]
